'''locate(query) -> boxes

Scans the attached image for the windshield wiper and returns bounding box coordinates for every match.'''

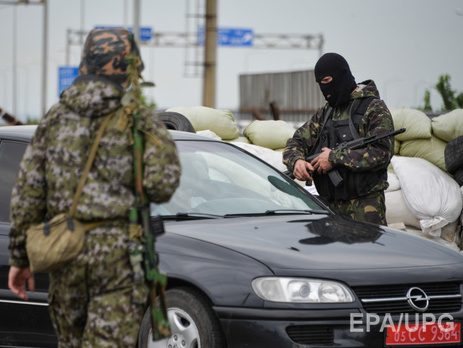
[162,212,224,220]
[224,209,329,217]
[264,209,329,215]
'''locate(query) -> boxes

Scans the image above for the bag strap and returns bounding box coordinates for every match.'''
[69,111,115,217]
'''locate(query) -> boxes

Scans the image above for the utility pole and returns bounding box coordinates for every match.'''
[12,5,17,116]
[133,0,140,44]
[41,0,48,116]
[202,0,217,108]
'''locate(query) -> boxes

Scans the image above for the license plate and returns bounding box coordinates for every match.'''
[386,322,461,346]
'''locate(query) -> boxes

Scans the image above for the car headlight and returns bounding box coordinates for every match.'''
[252,277,354,303]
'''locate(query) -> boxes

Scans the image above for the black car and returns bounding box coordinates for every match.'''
[1,125,463,348]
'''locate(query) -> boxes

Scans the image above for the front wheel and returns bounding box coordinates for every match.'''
[138,287,225,348]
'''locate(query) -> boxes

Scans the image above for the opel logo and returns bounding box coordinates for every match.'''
[406,287,429,312]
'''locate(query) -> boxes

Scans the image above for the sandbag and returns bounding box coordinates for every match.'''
[385,189,421,229]
[399,136,447,172]
[244,120,296,150]
[391,156,462,237]
[167,106,239,140]
[196,130,221,140]
[431,109,463,142]
[390,108,432,141]
[400,225,461,252]
[385,170,401,192]
[394,139,400,155]
[228,136,250,144]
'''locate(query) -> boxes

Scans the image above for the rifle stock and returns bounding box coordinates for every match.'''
[0,107,24,125]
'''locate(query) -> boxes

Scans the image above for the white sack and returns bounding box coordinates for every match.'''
[391,156,463,237]
[385,189,421,229]
[386,170,401,192]
[196,130,222,140]
[231,142,287,172]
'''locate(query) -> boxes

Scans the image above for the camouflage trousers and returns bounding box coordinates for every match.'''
[48,223,148,348]
[329,190,387,225]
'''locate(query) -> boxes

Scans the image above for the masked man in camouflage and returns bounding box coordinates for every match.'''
[8,29,181,347]
[283,53,394,225]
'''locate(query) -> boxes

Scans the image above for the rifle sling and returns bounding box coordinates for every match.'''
[69,110,115,218]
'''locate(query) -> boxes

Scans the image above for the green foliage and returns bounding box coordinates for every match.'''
[421,74,463,112]
[422,90,432,112]
[140,88,156,110]
[26,117,40,125]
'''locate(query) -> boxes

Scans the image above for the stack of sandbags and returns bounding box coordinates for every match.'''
[391,108,447,172]
[167,106,240,140]
[243,120,296,151]
[389,156,462,244]
[391,108,463,176]
[385,169,422,231]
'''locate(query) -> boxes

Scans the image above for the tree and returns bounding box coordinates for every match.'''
[421,74,463,112]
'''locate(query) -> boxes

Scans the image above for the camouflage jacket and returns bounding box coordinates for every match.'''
[9,75,181,268]
[283,80,394,197]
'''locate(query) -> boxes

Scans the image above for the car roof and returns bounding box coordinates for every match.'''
[0,125,217,143]
[0,125,37,141]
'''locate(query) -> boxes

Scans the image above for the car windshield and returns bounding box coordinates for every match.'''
[151,140,325,217]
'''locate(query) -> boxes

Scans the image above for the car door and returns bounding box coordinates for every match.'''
[0,138,57,347]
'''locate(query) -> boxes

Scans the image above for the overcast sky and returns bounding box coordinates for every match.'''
[0,0,462,121]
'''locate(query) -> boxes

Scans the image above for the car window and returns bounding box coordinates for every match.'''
[151,140,324,216]
[0,140,27,222]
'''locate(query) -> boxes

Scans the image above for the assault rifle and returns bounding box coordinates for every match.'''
[0,107,24,125]
[306,128,406,187]
[126,53,170,341]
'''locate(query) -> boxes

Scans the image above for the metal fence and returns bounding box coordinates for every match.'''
[238,70,325,114]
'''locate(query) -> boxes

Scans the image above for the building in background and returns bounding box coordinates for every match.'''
[238,70,324,126]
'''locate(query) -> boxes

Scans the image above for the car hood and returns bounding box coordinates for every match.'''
[165,214,463,285]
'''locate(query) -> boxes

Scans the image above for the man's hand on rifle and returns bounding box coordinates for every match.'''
[311,147,333,175]
[293,159,315,181]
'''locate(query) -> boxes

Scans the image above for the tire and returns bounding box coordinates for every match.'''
[445,136,463,174]
[157,111,195,133]
[137,287,224,348]
[453,166,463,187]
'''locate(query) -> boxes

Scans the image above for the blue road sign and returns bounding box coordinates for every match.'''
[94,26,153,42]
[138,27,152,42]
[58,66,79,96]
[198,27,254,47]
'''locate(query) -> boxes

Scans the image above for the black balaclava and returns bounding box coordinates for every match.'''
[314,53,357,107]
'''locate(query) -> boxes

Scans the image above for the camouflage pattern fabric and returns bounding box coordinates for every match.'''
[9,77,181,267]
[48,224,148,347]
[329,190,387,225]
[283,80,393,224]
[9,52,181,344]
[79,28,144,85]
